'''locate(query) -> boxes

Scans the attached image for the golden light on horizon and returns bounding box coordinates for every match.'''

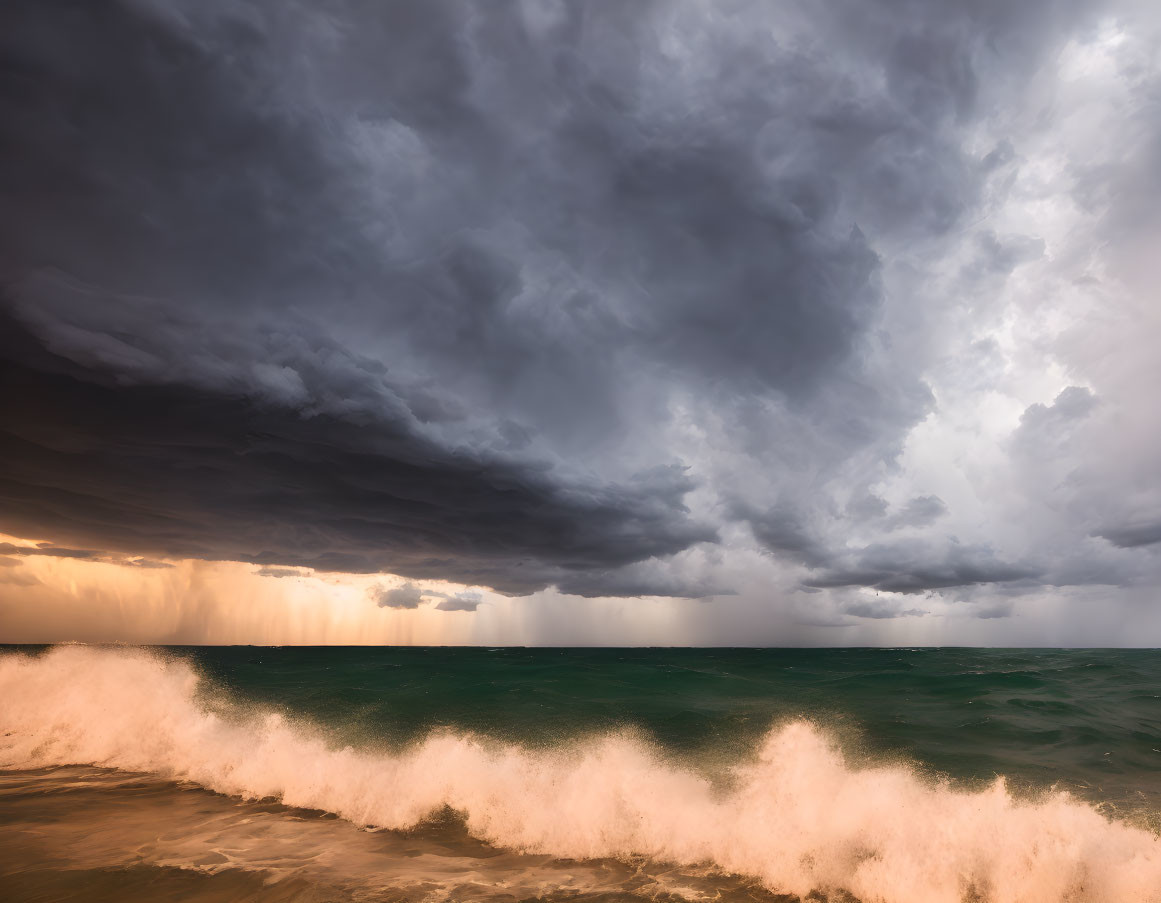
[0,532,490,645]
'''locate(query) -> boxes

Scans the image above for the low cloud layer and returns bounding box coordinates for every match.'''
[1,0,1159,639]
[0,541,172,570]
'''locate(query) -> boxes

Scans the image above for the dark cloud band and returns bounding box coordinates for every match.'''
[0,0,1145,611]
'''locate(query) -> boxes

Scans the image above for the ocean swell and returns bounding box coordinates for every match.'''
[2,645,1159,903]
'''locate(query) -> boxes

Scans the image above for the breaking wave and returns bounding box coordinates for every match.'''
[2,645,1160,903]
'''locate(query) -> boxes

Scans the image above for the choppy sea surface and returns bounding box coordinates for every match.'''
[3,645,1161,902]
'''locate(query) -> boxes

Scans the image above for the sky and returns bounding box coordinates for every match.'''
[1,0,1159,646]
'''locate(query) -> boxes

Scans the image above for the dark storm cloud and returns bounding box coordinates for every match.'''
[737,506,831,570]
[553,563,731,600]
[0,0,1107,598]
[744,499,1028,594]
[0,317,710,593]
[1095,521,1161,550]
[804,540,1041,594]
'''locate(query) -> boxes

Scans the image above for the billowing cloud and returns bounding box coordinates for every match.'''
[374,584,425,610]
[0,0,1159,639]
[434,592,483,613]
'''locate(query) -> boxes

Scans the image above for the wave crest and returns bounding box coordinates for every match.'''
[2,645,1160,902]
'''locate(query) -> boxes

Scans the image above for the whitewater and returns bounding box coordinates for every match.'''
[3,645,1161,903]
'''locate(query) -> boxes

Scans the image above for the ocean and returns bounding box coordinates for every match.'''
[2,645,1161,902]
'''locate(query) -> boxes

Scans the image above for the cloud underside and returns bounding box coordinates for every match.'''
[0,319,711,595]
[373,582,482,611]
[0,539,171,569]
[1095,522,1161,550]
[806,561,1038,594]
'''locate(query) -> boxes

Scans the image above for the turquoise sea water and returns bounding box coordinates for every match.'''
[3,645,1161,902]
[187,646,1161,812]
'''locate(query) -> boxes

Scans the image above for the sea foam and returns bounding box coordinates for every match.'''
[2,645,1159,903]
